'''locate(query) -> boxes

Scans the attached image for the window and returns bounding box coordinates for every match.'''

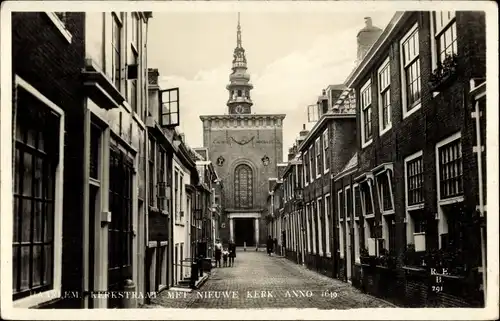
[354,185,362,219]
[309,146,314,182]
[325,194,331,255]
[237,90,242,97]
[304,151,309,184]
[159,88,180,127]
[433,12,457,64]
[108,147,134,308]
[400,24,421,115]
[311,202,317,253]
[156,148,165,210]
[130,51,139,115]
[111,13,123,91]
[180,174,184,220]
[13,84,63,302]
[378,58,391,133]
[131,13,139,50]
[376,172,394,212]
[345,187,352,220]
[337,190,344,257]
[148,139,155,206]
[354,221,361,262]
[322,130,329,172]
[361,181,374,216]
[360,80,372,146]
[438,137,463,199]
[174,170,179,221]
[315,138,321,178]
[317,198,323,254]
[406,154,424,206]
[234,164,253,208]
[306,203,311,252]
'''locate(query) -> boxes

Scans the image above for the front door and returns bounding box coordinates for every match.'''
[108,147,134,308]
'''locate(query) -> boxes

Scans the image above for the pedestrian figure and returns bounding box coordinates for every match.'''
[267,235,274,256]
[222,248,229,267]
[273,237,278,254]
[214,239,222,268]
[228,239,236,267]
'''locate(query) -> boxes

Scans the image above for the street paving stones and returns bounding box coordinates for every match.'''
[142,250,395,309]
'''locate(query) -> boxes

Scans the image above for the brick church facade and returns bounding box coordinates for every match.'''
[200,14,285,247]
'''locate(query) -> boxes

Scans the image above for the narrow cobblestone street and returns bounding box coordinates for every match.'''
[142,250,395,309]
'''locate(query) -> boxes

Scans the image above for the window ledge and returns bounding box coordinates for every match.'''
[407,203,425,211]
[379,124,392,137]
[13,289,60,308]
[361,139,373,149]
[323,168,330,175]
[403,101,421,119]
[364,214,375,219]
[382,210,395,216]
[438,195,464,206]
[45,13,72,44]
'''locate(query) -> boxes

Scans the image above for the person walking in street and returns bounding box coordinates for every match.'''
[266,235,274,256]
[273,237,278,255]
[214,239,223,268]
[228,239,236,267]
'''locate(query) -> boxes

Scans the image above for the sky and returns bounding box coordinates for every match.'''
[147,10,395,158]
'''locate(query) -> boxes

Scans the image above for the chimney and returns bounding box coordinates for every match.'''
[356,17,383,64]
[148,68,159,86]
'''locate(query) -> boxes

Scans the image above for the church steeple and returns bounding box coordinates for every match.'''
[226,12,253,115]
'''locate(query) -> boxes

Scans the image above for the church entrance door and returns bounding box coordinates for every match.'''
[234,218,255,246]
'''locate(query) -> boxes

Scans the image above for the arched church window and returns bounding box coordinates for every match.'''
[234,164,253,208]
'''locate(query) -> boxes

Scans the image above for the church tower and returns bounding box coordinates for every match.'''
[226,13,254,115]
[200,13,285,248]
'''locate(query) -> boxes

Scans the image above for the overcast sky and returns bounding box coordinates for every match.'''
[147,10,395,158]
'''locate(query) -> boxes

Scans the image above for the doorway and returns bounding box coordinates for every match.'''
[234,218,255,246]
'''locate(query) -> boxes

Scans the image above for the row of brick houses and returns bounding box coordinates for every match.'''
[267,11,487,307]
[8,12,221,309]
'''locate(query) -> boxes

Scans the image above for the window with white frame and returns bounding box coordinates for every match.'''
[309,146,314,182]
[360,80,373,146]
[13,80,64,304]
[433,11,457,65]
[131,13,139,51]
[322,130,330,172]
[438,136,463,199]
[130,49,139,115]
[174,170,179,222]
[354,184,362,219]
[304,151,309,185]
[376,172,394,213]
[405,151,426,247]
[400,24,421,114]
[337,190,344,258]
[345,186,352,221]
[325,194,331,255]
[360,181,374,216]
[317,198,323,254]
[148,138,155,206]
[312,202,317,253]
[354,220,361,263]
[436,133,463,250]
[306,203,311,252]
[315,138,322,178]
[111,13,123,92]
[378,58,392,133]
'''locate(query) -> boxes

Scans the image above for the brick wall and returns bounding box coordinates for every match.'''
[12,12,86,307]
[350,11,486,307]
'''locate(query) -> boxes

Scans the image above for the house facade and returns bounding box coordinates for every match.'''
[345,10,486,307]
[11,11,153,309]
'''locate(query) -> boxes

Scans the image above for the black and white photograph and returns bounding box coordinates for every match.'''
[0,1,498,319]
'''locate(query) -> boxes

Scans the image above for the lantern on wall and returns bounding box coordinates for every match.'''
[261,155,270,166]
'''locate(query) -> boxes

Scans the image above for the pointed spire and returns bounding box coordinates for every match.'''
[237,12,242,48]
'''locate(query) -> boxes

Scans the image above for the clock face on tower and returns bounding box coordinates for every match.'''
[235,105,244,114]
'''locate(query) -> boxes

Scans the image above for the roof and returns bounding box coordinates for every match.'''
[334,153,358,181]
